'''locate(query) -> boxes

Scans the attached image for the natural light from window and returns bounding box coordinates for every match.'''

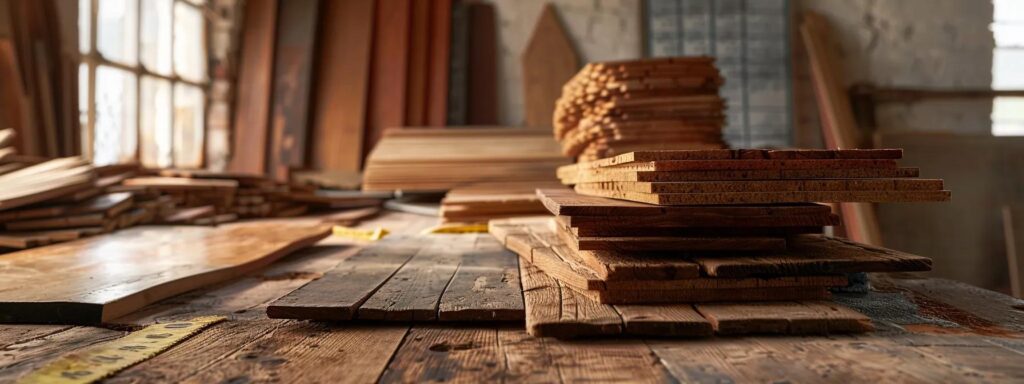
[993,0,1024,136]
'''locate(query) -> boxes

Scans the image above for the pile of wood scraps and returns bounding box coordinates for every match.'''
[362,128,571,192]
[439,181,563,223]
[553,57,727,162]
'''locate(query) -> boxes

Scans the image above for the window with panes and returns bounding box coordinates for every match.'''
[79,0,208,167]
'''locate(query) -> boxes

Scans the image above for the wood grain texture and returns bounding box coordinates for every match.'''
[266,238,425,321]
[366,0,412,158]
[310,0,375,172]
[465,2,497,124]
[614,305,713,337]
[266,0,321,181]
[574,184,951,206]
[0,222,330,324]
[229,0,278,174]
[426,0,452,126]
[522,4,579,128]
[438,235,524,321]
[1004,206,1024,298]
[405,0,430,127]
[696,301,873,335]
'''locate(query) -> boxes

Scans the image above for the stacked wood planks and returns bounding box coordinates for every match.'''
[362,128,571,192]
[0,163,385,252]
[553,57,727,162]
[439,181,562,223]
[557,149,950,205]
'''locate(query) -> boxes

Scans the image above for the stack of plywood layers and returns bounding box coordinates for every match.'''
[553,57,727,162]
[362,128,571,192]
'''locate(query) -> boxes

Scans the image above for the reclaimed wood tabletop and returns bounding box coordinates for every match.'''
[1,211,1023,383]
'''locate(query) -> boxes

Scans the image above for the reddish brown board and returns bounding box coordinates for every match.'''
[310,0,375,172]
[230,0,278,175]
[266,0,320,181]
[465,2,497,124]
[405,0,430,126]
[426,0,453,126]
[366,0,412,159]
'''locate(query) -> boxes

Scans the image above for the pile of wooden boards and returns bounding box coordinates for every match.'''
[553,57,727,162]
[488,188,939,337]
[362,128,571,192]
[439,181,562,223]
[0,162,386,253]
[558,149,951,205]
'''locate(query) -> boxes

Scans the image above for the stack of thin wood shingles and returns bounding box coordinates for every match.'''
[553,57,727,162]
[362,128,570,192]
[489,148,950,338]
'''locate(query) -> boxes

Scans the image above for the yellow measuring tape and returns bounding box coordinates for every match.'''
[18,316,225,384]
[421,223,490,234]
[332,225,389,241]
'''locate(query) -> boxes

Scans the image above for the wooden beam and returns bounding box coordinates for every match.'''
[229,0,278,175]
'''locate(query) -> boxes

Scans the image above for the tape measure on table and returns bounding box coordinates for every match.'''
[332,225,389,241]
[18,316,225,384]
[421,223,490,234]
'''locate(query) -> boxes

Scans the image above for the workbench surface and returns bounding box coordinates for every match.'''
[2,211,1023,383]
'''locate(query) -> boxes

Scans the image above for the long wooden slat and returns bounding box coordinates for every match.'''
[229,0,278,174]
[425,0,452,126]
[465,2,497,124]
[1004,206,1024,298]
[0,222,330,324]
[437,235,524,321]
[358,237,470,321]
[539,188,833,218]
[562,167,922,184]
[267,238,426,321]
[266,0,321,181]
[574,185,951,206]
[365,0,412,158]
[586,178,944,194]
[310,0,375,172]
[695,301,873,335]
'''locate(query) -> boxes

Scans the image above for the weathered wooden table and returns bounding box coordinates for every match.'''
[1,211,1023,383]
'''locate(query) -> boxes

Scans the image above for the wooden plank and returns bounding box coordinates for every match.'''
[695,301,873,335]
[540,188,833,219]
[0,222,330,324]
[366,0,412,158]
[696,236,933,277]
[587,178,944,194]
[425,0,452,126]
[378,325,507,383]
[437,235,524,321]
[229,0,278,174]
[564,167,922,184]
[613,305,713,337]
[522,4,579,128]
[266,0,321,181]
[558,224,789,252]
[405,0,430,126]
[266,238,427,321]
[1004,205,1024,298]
[358,237,467,321]
[801,11,882,246]
[310,0,375,172]
[574,184,951,206]
[600,158,898,172]
[5,212,105,231]
[519,262,623,338]
[465,2,497,124]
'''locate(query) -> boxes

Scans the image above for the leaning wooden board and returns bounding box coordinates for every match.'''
[0,222,330,324]
[268,234,524,322]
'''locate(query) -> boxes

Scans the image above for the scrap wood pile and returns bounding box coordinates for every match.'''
[0,158,386,253]
[553,57,727,162]
[362,128,571,192]
[485,148,950,338]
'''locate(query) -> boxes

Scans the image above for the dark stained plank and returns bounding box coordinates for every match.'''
[465,2,497,124]
[0,326,125,382]
[357,238,465,321]
[613,305,713,337]
[229,0,277,174]
[365,0,412,158]
[266,238,426,321]
[404,0,430,126]
[4,212,105,230]
[310,0,375,172]
[0,222,330,324]
[119,319,408,384]
[266,0,320,181]
[437,236,524,321]
[522,4,579,128]
[378,326,507,383]
[695,301,872,335]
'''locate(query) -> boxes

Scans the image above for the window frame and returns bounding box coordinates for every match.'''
[81,0,211,166]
